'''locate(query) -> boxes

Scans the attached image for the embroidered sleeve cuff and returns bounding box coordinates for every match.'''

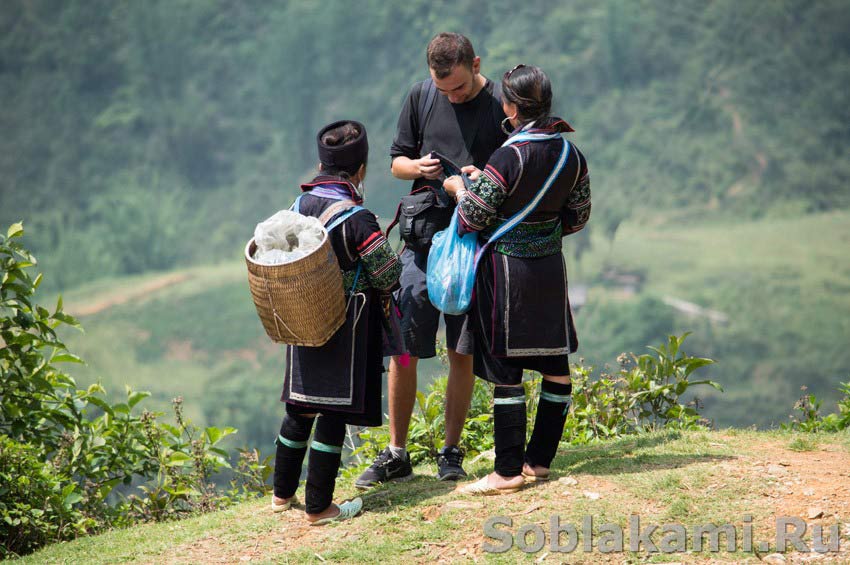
[458,173,509,232]
[358,232,401,291]
[562,175,591,234]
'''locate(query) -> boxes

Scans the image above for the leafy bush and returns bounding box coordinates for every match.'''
[0,436,88,558]
[565,334,722,444]
[356,334,721,463]
[124,397,272,523]
[782,382,850,432]
[412,376,495,463]
[123,397,240,522]
[354,376,495,466]
[0,223,269,556]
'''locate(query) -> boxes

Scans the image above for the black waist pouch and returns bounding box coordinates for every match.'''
[397,186,454,253]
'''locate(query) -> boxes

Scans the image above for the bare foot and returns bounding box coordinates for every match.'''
[487,471,525,490]
[272,495,294,506]
[522,462,550,478]
[306,503,340,523]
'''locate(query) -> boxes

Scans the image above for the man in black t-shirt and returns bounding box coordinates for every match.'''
[356,33,507,488]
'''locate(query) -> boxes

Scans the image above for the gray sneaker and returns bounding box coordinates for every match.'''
[355,447,413,489]
[436,445,468,481]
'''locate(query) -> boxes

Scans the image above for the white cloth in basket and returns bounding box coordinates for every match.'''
[252,210,325,265]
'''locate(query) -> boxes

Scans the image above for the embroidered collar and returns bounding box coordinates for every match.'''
[300,175,363,204]
[511,116,574,136]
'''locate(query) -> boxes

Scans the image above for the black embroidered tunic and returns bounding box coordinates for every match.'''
[456,118,591,385]
[282,177,401,426]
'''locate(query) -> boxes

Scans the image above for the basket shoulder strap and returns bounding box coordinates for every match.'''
[317,200,357,225]
[291,195,362,232]
[290,194,304,213]
[325,205,364,232]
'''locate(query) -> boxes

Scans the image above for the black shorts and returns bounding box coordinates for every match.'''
[393,247,473,359]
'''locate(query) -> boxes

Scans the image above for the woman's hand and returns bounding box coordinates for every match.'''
[443,175,466,200]
[461,165,482,181]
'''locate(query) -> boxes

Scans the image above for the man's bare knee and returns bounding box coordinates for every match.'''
[390,355,419,378]
[446,349,472,369]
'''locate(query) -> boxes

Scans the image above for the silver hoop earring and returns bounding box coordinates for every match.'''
[500,117,513,136]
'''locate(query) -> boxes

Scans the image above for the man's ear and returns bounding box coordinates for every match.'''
[318,162,325,172]
[357,163,367,181]
[471,56,481,75]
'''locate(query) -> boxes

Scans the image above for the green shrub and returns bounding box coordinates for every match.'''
[565,364,636,442]
[354,376,495,466]
[356,334,721,462]
[0,436,89,558]
[0,223,270,555]
[410,376,495,464]
[2,221,159,529]
[565,334,721,444]
[782,381,850,432]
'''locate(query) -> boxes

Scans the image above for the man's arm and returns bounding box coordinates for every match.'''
[390,81,443,182]
[391,155,443,181]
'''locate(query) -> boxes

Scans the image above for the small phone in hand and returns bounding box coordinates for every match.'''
[430,151,471,188]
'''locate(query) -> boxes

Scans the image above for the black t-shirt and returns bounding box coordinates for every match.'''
[390,77,508,189]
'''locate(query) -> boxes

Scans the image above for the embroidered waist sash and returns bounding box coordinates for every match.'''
[483,217,562,258]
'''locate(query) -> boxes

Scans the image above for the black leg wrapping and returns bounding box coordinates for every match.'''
[525,380,572,469]
[493,385,526,478]
[305,415,346,515]
[273,411,315,499]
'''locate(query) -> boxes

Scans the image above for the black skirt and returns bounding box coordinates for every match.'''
[282,289,385,427]
[469,250,577,385]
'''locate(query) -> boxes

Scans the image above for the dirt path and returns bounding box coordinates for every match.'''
[744,438,850,534]
[68,272,191,317]
[718,86,769,198]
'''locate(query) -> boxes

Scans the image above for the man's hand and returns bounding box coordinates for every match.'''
[391,154,443,180]
[418,154,443,179]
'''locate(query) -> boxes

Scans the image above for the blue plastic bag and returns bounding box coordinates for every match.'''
[426,210,479,315]
[426,134,569,315]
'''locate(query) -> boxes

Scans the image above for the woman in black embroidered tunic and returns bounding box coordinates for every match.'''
[272,121,402,524]
[443,65,590,495]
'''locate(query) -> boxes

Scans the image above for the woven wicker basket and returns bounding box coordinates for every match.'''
[245,230,346,347]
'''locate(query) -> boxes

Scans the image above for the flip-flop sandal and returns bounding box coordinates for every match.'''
[271,495,298,512]
[309,497,364,526]
[456,476,523,496]
[521,471,551,483]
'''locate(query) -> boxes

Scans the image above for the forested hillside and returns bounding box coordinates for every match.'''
[2,0,849,431]
[3,0,848,288]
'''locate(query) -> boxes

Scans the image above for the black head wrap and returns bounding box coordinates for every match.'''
[316,120,369,171]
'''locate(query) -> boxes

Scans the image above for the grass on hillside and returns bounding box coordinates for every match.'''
[22,429,850,564]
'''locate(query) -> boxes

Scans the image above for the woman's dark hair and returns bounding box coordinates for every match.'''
[501,65,552,123]
[319,121,367,177]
